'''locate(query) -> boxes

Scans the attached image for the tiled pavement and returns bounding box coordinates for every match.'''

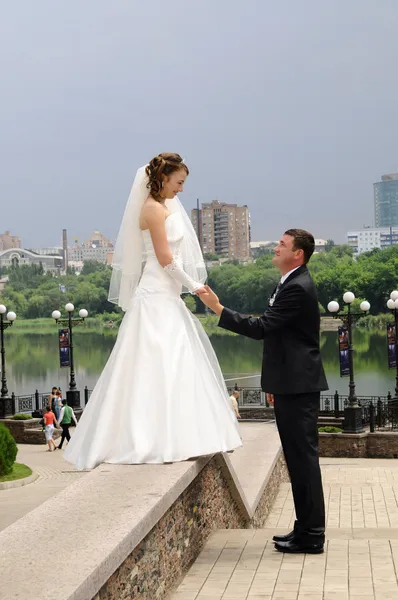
[171,458,398,600]
[0,442,85,532]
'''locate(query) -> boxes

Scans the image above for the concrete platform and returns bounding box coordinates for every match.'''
[0,441,85,532]
[0,422,282,600]
[171,458,398,600]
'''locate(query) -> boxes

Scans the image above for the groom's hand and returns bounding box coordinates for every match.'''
[197,285,224,316]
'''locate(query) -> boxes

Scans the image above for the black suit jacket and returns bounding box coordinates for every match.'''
[218,265,328,395]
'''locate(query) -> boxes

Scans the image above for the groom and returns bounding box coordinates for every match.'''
[199,229,328,554]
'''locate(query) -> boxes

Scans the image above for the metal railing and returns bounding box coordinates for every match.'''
[370,399,398,432]
[319,391,393,426]
[9,386,93,416]
[5,386,398,431]
[226,387,267,407]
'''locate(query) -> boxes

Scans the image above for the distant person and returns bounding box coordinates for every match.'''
[48,387,59,417]
[43,406,60,452]
[53,390,63,421]
[57,400,78,450]
[229,390,241,419]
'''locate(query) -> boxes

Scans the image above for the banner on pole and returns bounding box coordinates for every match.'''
[387,323,396,369]
[58,328,70,368]
[338,326,350,377]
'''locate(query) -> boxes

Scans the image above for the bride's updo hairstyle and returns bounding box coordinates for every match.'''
[146,153,189,202]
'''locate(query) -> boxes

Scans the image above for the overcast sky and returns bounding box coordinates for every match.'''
[1,1,398,247]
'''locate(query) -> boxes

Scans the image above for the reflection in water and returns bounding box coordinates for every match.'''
[4,328,396,397]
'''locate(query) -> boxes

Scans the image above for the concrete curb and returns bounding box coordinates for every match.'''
[0,470,39,491]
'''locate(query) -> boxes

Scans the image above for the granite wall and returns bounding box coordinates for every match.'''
[94,452,288,600]
[319,431,398,458]
[1,418,60,444]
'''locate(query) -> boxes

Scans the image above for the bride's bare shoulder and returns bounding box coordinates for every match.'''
[140,197,166,229]
[142,196,161,212]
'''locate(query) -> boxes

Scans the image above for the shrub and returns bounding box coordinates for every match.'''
[0,424,18,476]
[318,426,342,433]
[12,413,33,420]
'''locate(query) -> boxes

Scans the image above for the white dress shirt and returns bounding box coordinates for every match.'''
[269,267,301,306]
[280,266,301,285]
[229,395,241,418]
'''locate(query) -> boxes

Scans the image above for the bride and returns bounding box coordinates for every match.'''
[64,153,242,470]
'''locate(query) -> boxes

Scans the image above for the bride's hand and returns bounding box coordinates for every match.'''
[193,286,207,295]
[197,285,223,315]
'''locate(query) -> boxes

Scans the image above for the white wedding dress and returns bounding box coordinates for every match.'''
[64,212,242,470]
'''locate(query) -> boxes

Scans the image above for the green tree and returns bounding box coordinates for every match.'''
[325,239,335,252]
[204,252,219,261]
[183,295,196,312]
[81,260,108,275]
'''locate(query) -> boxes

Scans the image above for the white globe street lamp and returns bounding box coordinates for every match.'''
[343,291,355,304]
[0,307,17,405]
[327,291,370,433]
[387,292,398,399]
[50,305,88,409]
[327,301,340,313]
[360,301,370,312]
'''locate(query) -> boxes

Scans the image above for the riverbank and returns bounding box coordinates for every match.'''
[10,314,238,337]
[9,312,385,336]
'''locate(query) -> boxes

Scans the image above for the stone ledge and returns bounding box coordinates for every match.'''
[319,430,398,458]
[0,423,284,600]
[1,418,61,444]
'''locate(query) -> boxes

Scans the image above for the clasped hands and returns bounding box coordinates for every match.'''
[194,285,224,316]
[194,286,275,407]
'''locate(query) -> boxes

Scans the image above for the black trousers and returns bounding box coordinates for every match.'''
[59,424,71,448]
[274,392,325,543]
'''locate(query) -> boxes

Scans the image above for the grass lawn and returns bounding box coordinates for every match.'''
[0,463,32,483]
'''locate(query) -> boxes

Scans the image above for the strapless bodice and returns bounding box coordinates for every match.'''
[142,212,184,259]
[137,212,185,298]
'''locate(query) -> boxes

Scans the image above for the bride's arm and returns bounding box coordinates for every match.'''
[144,202,204,293]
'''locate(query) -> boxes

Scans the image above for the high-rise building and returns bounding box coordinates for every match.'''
[374,173,398,228]
[347,227,398,256]
[0,231,21,251]
[191,201,251,261]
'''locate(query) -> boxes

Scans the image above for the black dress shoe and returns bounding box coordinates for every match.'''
[272,530,295,543]
[274,539,324,554]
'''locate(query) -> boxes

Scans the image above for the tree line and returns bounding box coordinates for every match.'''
[1,245,398,319]
[208,243,398,315]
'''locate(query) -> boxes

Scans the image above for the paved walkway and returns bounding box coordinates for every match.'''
[171,457,398,600]
[0,443,86,532]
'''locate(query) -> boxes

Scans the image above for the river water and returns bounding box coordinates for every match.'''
[5,328,395,398]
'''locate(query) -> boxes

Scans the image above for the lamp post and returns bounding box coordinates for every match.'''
[328,292,370,433]
[387,290,398,400]
[0,305,17,418]
[51,303,88,409]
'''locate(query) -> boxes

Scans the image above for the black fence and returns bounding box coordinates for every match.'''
[319,392,393,420]
[4,386,398,431]
[8,387,93,416]
[369,399,398,432]
[226,387,267,407]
